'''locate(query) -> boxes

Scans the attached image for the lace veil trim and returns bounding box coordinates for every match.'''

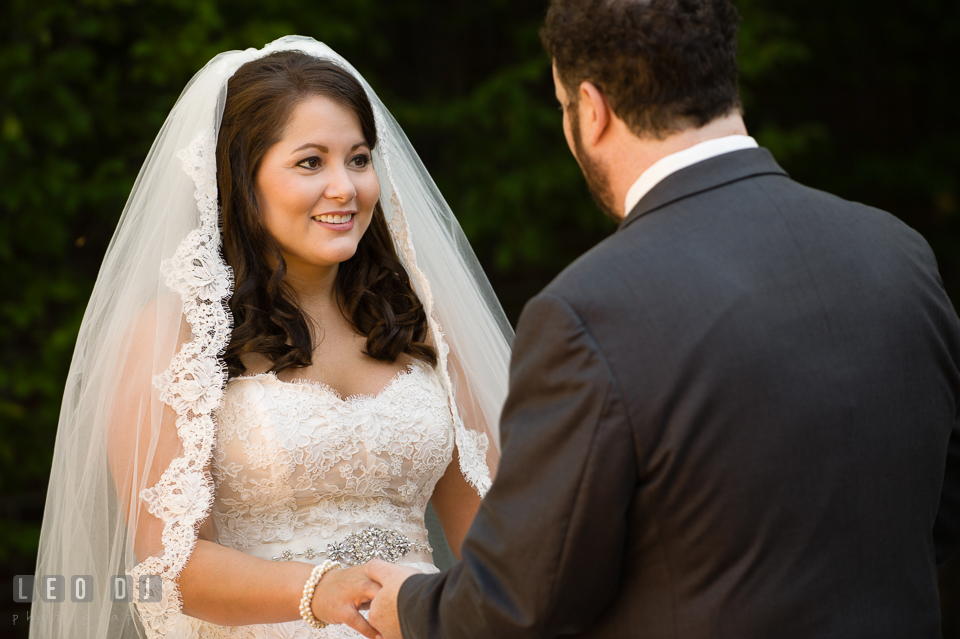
[127,129,234,636]
[373,105,492,497]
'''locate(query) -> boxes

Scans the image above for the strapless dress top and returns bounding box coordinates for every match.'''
[179,359,453,639]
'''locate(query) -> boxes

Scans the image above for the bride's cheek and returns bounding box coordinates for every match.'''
[359,171,380,206]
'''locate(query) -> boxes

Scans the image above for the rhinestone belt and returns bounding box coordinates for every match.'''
[271,526,433,566]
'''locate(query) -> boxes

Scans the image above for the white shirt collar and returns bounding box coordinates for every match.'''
[623,135,759,218]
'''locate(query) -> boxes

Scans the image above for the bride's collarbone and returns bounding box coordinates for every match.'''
[289,351,416,399]
[239,338,415,400]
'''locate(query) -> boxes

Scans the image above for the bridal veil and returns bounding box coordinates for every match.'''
[29,36,512,639]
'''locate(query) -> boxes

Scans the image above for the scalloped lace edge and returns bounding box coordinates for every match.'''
[374,106,492,497]
[128,128,234,638]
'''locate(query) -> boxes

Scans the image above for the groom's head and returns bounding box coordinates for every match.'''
[542,0,744,219]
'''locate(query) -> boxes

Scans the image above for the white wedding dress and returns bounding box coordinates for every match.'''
[179,359,450,638]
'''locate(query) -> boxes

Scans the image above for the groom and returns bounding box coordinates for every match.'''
[366,0,960,637]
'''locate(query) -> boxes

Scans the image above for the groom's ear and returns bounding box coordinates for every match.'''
[578,81,612,147]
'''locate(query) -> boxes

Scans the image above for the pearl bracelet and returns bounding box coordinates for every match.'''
[299,559,341,629]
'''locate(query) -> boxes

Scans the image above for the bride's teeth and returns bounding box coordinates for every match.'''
[314,214,352,224]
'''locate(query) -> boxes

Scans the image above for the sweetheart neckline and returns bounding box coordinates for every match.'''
[228,360,428,405]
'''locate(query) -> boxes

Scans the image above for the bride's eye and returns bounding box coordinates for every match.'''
[349,154,371,168]
[297,156,322,170]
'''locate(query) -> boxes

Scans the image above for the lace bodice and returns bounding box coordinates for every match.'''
[182,359,453,639]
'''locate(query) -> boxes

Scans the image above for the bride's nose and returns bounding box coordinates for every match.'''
[323,164,358,202]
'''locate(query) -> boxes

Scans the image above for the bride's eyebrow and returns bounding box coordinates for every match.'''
[292,142,368,153]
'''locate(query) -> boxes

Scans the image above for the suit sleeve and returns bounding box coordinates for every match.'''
[935,414,960,566]
[398,292,637,638]
[923,237,960,567]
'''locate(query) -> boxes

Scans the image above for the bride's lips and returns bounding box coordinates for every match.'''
[311,211,356,231]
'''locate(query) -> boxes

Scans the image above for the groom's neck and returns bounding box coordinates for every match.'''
[603,112,749,219]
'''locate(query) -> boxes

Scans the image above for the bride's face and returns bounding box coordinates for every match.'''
[254,95,380,273]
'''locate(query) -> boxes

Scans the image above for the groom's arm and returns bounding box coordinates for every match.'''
[396,292,637,638]
[935,413,960,566]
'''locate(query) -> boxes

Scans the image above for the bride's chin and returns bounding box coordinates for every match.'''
[305,245,363,269]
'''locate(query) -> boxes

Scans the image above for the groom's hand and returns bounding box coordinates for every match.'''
[312,564,382,639]
[366,559,420,639]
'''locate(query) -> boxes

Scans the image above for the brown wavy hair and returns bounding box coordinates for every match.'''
[217,51,436,377]
[542,0,742,139]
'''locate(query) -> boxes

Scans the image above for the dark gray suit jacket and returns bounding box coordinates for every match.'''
[399,148,960,638]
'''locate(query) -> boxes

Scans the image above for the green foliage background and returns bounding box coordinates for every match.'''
[2,0,958,634]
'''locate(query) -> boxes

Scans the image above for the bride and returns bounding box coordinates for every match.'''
[30,37,512,639]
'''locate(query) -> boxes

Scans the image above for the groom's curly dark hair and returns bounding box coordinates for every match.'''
[542,0,743,139]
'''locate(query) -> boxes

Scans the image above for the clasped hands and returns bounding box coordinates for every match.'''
[309,559,419,639]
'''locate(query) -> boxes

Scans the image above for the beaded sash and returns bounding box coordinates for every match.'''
[270,526,433,565]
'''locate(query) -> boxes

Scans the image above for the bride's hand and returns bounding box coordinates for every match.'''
[311,565,383,639]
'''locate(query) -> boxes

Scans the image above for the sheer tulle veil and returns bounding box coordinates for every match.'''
[29,36,512,639]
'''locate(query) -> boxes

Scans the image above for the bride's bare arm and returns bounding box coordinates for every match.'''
[177,538,379,635]
[429,345,494,558]
[430,446,482,559]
